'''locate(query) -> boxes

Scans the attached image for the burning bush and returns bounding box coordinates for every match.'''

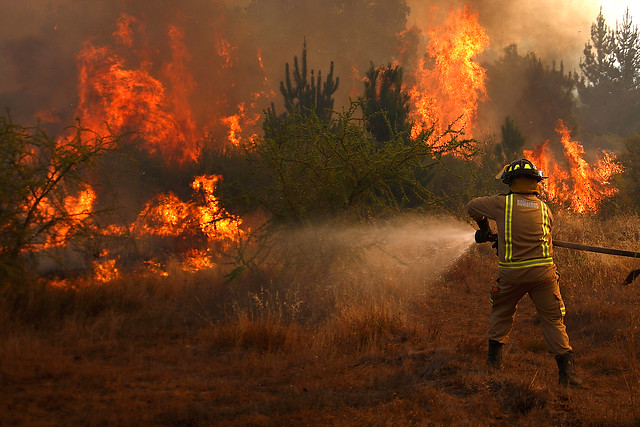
[0,116,113,283]
[524,120,622,214]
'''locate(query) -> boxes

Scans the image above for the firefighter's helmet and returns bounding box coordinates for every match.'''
[496,159,547,185]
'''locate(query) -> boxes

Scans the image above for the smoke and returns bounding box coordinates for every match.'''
[3,0,619,279]
[0,0,608,130]
[0,0,408,132]
[406,0,603,70]
[473,0,598,69]
[0,0,618,224]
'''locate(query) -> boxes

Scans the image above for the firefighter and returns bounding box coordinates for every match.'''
[467,158,582,387]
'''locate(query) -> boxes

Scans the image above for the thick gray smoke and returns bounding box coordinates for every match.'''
[0,0,606,135]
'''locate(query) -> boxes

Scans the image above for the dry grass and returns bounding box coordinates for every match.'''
[1,214,640,425]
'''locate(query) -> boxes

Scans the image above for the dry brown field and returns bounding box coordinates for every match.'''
[1,213,639,426]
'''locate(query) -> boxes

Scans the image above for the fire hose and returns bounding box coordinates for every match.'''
[475,230,640,285]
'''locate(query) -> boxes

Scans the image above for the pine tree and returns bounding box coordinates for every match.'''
[269,39,339,124]
[518,54,578,138]
[614,7,640,90]
[482,44,578,142]
[361,62,411,143]
[495,116,526,162]
[577,8,640,135]
[580,7,617,87]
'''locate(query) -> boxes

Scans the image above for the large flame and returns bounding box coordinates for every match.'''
[219,46,272,147]
[221,101,262,147]
[41,8,491,284]
[60,14,253,281]
[131,174,243,241]
[524,120,622,213]
[407,6,489,144]
[76,14,200,164]
[78,174,243,282]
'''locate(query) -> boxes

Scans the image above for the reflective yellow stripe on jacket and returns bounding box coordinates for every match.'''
[498,258,554,268]
[504,194,513,262]
[499,193,553,269]
[541,201,551,258]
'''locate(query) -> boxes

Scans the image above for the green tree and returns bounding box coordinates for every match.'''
[494,116,526,162]
[481,44,578,142]
[267,40,339,125]
[610,133,640,211]
[360,62,411,144]
[580,7,617,87]
[519,56,578,136]
[0,115,112,281]
[614,8,640,90]
[578,8,640,136]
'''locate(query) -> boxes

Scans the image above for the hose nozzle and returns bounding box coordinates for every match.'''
[475,229,497,244]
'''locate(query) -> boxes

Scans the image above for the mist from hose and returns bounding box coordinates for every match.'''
[267,215,474,292]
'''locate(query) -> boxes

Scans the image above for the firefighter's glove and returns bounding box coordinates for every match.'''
[474,218,492,243]
[475,228,493,243]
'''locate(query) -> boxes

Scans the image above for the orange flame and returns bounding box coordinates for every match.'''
[132,174,243,241]
[257,49,268,83]
[191,175,243,239]
[93,174,243,278]
[221,102,262,146]
[133,192,192,237]
[113,14,137,47]
[47,278,76,290]
[37,14,268,285]
[407,6,488,145]
[524,120,622,213]
[93,250,120,283]
[163,25,199,159]
[216,34,237,69]
[221,104,246,146]
[182,249,216,272]
[36,185,97,248]
[76,15,200,163]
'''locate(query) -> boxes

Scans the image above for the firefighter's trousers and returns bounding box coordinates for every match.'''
[488,275,572,356]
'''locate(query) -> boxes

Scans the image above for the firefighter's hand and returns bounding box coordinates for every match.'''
[475,228,493,243]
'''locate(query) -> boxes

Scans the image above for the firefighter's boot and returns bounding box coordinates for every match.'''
[555,351,583,387]
[487,339,504,369]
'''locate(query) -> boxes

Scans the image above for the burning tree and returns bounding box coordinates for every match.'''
[0,116,113,282]
[406,6,489,144]
[524,120,622,214]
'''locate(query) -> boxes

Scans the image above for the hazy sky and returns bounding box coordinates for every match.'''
[598,1,639,23]
[1,0,638,128]
[405,1,639,71]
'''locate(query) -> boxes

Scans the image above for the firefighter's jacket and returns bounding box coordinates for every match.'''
[467,187,557,283]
